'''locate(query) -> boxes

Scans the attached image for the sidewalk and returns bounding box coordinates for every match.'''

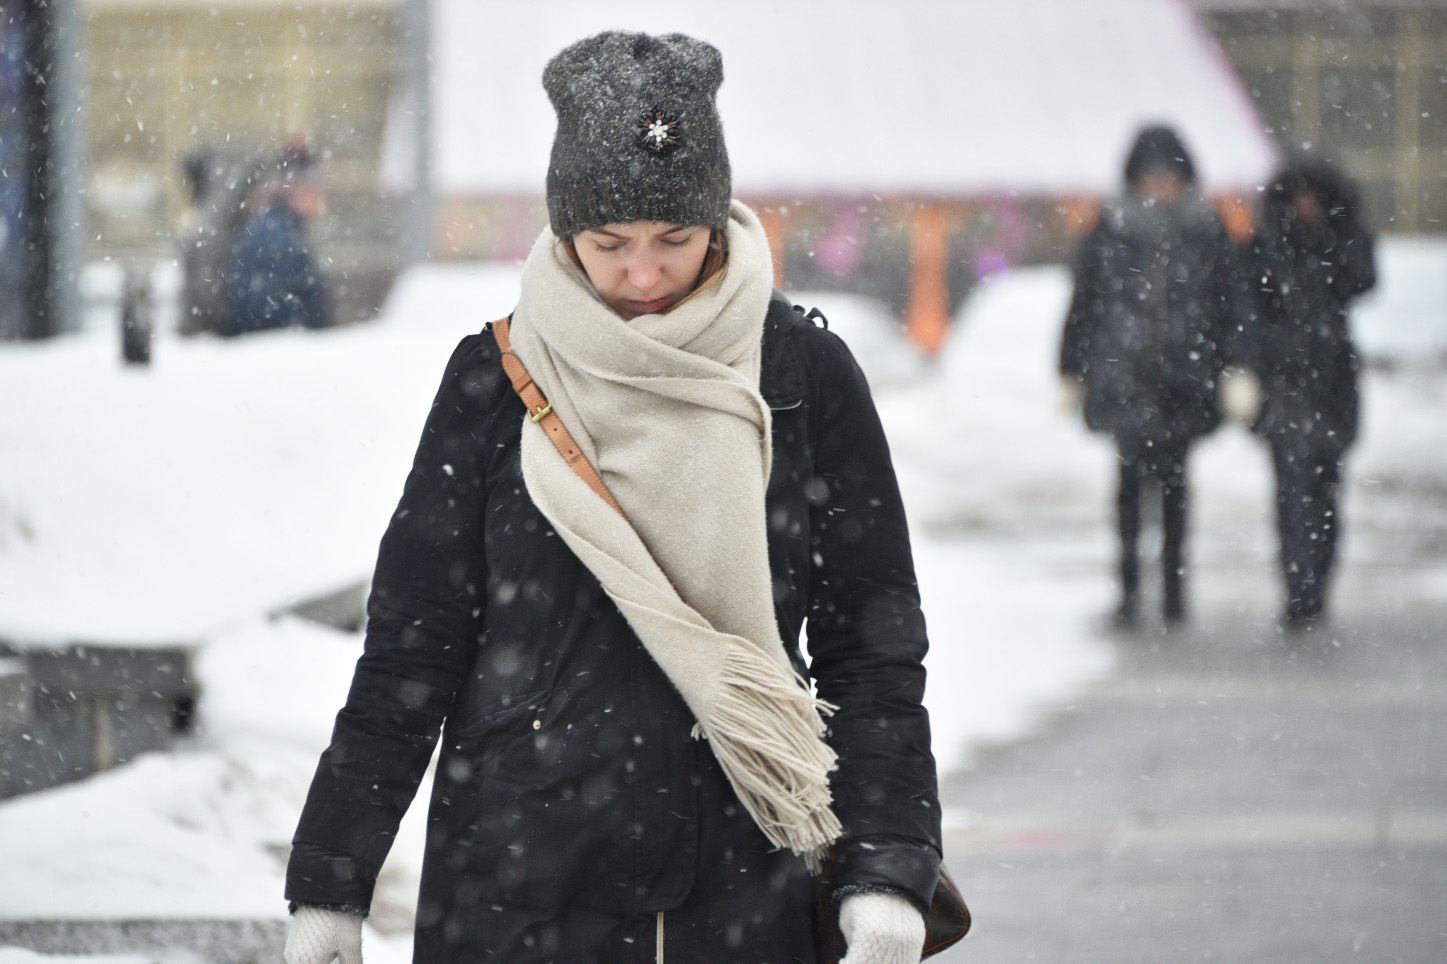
[933,560,1447,963]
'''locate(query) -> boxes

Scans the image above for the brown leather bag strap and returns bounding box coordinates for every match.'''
[491,316,624,516]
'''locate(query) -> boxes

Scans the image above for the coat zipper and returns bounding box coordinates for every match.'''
[656,911,664,964]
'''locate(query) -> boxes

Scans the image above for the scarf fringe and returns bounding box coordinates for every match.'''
[691,642,843,872]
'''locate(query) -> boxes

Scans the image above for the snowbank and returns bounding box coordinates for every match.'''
[0,267,519,645]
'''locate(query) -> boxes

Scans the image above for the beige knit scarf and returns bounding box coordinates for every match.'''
[508,201,841,866]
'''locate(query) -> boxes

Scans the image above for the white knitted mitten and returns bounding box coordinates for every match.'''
[838,891,926,964]
[284,905,364,964]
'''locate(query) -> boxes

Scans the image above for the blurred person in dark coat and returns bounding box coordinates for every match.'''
[176,143,272,336]
[1060,125,1241,628]
[1236,156,1376,629]
[221,142,330,337]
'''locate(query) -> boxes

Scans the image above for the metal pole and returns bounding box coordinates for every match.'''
[12,0,51,339]
[400,0,432,264]
[46,0,87,337]
[25,0,87,338]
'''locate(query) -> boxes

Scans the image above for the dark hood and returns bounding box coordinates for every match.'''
[1124,124,1197,188]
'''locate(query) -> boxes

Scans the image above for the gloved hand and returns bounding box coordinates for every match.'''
[1218,366,1263,424]
[839,891,925,964]
[1058,376,1085,416]
[284,905,364,964]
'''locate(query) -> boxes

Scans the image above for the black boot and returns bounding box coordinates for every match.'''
[1115,547,1141,628]
[1161,460,1188,627]
[1114,590,1139,628]
[1163,578,1186,627]
[1284,594,1323,632]
[1115,467,1142,629]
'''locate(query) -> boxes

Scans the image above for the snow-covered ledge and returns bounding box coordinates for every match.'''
[0,640,197,800]
[0,920,283,964]
[0,948,158,964]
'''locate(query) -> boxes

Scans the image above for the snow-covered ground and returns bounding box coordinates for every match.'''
[2,239,1444,958]
[0,951,153,964]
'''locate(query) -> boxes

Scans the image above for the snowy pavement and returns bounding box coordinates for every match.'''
[931,584,1447,964]
[2,243,1445,961]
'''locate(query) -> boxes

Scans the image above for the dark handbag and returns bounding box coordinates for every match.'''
[813,861,970,963]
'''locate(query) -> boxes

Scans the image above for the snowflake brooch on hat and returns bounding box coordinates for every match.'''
[637,107,681,155]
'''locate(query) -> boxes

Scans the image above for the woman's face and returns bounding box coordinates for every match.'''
[1134,171,1186,206]
[573,222,711,319]
[1289,189,1325,228]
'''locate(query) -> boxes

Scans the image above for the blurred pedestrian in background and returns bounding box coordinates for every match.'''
[175,147,225,336]
[1235,156,1376,630]
[1059,125,1241,628]
[176,143,270,336]
[220,140,330,337]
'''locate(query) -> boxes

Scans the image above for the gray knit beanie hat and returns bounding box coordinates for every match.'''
[543,31,732,238]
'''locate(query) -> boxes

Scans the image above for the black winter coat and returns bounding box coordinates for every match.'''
[286,292,942,964]
[1239,175,1376,458]
[1060,196,1241,445]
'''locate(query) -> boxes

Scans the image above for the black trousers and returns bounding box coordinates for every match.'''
[1116,435,1191,619]
[1270,441,1345,620]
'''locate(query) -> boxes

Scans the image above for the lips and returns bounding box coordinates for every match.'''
[624,296,672,316]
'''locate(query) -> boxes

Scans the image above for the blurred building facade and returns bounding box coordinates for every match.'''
[411,0,1284,351]
[1192,0,1447,232]
[77,1,1447,337]
[85,0,404,325]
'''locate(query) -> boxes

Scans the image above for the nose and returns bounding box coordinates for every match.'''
[626,252,662,294]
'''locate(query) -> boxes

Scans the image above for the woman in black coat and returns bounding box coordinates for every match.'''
[1239,157,1376,628]
[1060,125,1240,627]
[281,32,941,964]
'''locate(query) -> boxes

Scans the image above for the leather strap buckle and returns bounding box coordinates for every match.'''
[492,315,624,517]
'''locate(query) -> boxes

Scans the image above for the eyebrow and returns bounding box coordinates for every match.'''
[589,225,689,240]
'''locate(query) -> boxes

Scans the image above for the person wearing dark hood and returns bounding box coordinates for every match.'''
[220,141,331,336]
[1060,125,1241,628]
[1235,156,1376,630]
[280,31,943,964]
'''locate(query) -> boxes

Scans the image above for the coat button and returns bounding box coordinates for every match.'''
[532,719,541,730]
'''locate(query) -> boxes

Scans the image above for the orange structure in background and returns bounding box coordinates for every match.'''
[754,206,792,288]
[752,191,1262,360]
[902,204,957,355]
[1062,192,1257,244]
[757,200,958,354]
[1059,196,1102,236]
